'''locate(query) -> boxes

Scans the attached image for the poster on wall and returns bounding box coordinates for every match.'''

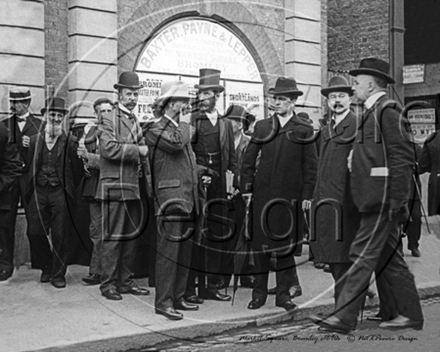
[224,81,264,120]
[407,108,436,143]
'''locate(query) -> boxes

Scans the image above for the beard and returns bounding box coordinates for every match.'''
[199,96,216,113]
[45,123,63,138]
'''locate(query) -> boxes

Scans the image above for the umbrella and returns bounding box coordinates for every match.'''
[231,195,252,305]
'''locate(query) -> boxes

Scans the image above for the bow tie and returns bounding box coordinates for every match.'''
[16,116,26,123]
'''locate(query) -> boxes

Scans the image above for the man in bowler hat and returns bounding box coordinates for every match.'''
[0,87,41,281]
[315,58,424,333]
[185,68,237,303]
[241,77,317,311]
[25,97,81,288]
[96,72,151,300]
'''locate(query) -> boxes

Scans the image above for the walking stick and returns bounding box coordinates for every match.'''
[412,174,431,235]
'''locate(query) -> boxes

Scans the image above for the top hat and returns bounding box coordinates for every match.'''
[349,57,395,84]
[40,97,69,116]
[195,69,224,92]
[9,87,33,101]
[321,76,354,97]
[157,81,190,101]
[114,72,143,90]
[268,77,303,97]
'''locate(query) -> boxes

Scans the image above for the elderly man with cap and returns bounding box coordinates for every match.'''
[96,72,151,300]
[315,58,424,333]
[309,76,360,305]
[25,97,80,288]
[145,80,201,320]
[241,77,318,312]
[185,68,237,303]
[0,87,42,281]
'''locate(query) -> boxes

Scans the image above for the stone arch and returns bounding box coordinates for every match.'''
[117,0,284,91]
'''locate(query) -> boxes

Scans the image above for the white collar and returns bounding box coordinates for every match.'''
[205,110,218,125]
[164,114,178,127]
[18,112,30,120]
[118,103,132,115]
[364,91,386,110]
[277,112,293,127]
[332,109,350,127]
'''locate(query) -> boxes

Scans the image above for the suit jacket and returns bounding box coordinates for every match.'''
[3,113,42,174]
[191,111,238,187]
[146,117,199,216]
[80,125,101,200]
[241,113,318,255]
[310,111,360,263]
[96,105,151,201]
[236,133,250,183]
[350,95,415,212]
[25,132,78,203]
[0,124,22,211]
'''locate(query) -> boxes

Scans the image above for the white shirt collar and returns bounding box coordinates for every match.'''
[164,114,179,127]
[364,91,386,110]
[118,103,132,115]
[277,112,293,128]
[332,109,350,127]
[205,110,218,126]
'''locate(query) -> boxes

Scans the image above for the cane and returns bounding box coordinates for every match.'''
[412,174,431,235]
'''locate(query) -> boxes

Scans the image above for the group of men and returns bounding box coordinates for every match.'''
[0,56,425,329]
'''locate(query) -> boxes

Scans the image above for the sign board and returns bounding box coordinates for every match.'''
[224,81,264,120]
[403,64,425,84]
[408,108,436,143]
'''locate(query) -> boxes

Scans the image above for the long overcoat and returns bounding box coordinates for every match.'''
[241,114,317,262]
[419,131,440,215]
[310,112,360,263]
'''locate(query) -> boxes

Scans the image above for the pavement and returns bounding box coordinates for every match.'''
[1,216,440,352]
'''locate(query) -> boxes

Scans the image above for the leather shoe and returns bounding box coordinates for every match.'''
[276,300,297,312]
[102,289,122,301]
[323,264,331,273]
[290,285,302,299]
[40,272,51,283]
[117,286,150,295]
[51,278,66,289]
[366,312,383,321]
[184,295,204,304]
[201,291,231,301]
[379,315,423,330]
[411,248,421,257]
[82,274,101,285]
[317,316,353,334]
[174,300,199,311]
[268,287,276,295]
[314,262,325,270]
[248,298,265,310]
[155,307,183,320]
[0,270,11,281]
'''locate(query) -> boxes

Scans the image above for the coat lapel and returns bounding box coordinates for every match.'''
[56,133,68,161]
[219,116,227,147]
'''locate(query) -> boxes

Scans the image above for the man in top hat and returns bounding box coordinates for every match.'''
[309,76,361,305]
[315,58,424,333]
[241,77,318,311]
[96,71,151,300]
[185,68,237,303]
[25,97,81,288]
[145,80,201,320]
[0,87,42,281]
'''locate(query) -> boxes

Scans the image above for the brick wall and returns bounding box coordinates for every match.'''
[116,0,285,89]
[327,0,390,72]
[45,0,69,99]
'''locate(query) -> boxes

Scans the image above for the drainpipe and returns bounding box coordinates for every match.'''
[389,0,405,104]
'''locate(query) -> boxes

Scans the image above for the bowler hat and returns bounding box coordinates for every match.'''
[195,68,224,92]
[9,87,33,101]
[268,77,303,97]
[40,97,69,116]
[114,71,143,90]
[225,104,251,130]
[349,57,395,84]
[321,76,354,97]
[157,81,190,101]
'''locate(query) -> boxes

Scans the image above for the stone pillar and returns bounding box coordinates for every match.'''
[67,0,118,118]
[0,0,45,119]
[285,0,322,122]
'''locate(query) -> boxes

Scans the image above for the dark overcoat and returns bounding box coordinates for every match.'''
[310,112,360,263]
[350,95,414,212]
[419,131,440,215]
[241,114,318,260]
